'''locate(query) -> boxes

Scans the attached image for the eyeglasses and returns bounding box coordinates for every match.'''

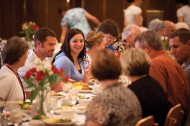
[105,34,117,42]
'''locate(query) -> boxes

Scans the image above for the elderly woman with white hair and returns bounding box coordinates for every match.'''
[148,18,166,37]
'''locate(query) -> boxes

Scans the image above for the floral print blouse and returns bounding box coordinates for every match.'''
[86,82,142,126]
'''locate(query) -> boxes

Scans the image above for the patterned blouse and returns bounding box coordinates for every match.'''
[86,82,142,126]
[61,8,91,38]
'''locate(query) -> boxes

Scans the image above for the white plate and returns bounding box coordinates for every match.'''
[76,89,92,93]
[43,118,74,125]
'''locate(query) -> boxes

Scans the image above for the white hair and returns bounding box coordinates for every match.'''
[175,22,190,30]
[122,24,141,40]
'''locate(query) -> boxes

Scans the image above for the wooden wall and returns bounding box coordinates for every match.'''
[0,0,179,41]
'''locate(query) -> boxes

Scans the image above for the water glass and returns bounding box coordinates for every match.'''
[11,108,23,126]
[0,99,5,114]
[68,89,78,106]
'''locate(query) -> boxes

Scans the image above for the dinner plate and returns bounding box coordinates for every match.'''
[76,89,92,93]
[43,118,75,126]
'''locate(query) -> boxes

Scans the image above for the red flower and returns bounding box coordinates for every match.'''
[35,71,46,81]
[64,76,69,82]
[52,67,59,74]
[25,70,32,79]
[31,67,36,73]
[53,67,64,74]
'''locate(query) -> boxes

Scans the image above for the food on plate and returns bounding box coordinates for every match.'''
[73,82,89,90]
[44,118,72,123]
[18,100,31,110]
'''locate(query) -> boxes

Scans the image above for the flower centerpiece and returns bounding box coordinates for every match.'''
[20,21,39,41]
[161,36,170,50]
[23,60,68,118]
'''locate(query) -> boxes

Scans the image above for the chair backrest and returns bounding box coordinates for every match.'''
[136,116,159,126]
[165,104,184,126]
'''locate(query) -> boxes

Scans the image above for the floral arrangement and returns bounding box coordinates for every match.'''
[20,21,39,41]
[23,60,69,117]
[161,36,170,50]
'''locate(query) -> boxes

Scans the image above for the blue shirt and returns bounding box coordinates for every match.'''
[53,52,85,82]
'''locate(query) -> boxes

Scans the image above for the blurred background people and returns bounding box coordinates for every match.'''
[122,24,141,48]
[176,0,190,28]
[98,19,120,51]
[58,2,100,43]
[0,36,29,101]
[175,22,190,30]
[120,48,170,126]
[135,30,190,124]
[124,0,143,27]
[163,20,176,37]
[53,28,90,82]
[86,49,142,126]
[148,18,166,37]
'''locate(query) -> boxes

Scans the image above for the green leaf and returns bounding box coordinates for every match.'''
[30,90,38,103]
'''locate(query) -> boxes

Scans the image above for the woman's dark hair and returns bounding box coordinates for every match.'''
[3,36,29,65]
[91,49,121,81]
[98,19,120,38]
[52,28,86,63]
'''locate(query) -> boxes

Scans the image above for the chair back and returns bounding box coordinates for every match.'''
[165,104,184,126]
[136,116,159,126]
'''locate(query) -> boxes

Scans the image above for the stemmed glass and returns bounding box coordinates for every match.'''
[0,99,5,114]
[11,108,23,126]
[68,89,79,106]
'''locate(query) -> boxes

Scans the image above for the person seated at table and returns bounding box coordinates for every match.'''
[53,28,90,82]
[18,27,63,92]
[86,49,142,126]
[85,31,106,69]
[120,48,170,126]
[0,36,29,101]
[98,19,120,51]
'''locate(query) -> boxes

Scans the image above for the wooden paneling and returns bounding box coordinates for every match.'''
[0,0,23,39]
[0,0,180,40]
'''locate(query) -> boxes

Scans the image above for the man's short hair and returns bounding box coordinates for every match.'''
[34,27,56,46]
[135,30,163,50]
[170,28,190,44]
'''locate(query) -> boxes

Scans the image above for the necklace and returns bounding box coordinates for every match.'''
[5,64,26,101]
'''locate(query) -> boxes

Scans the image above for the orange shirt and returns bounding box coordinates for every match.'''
[149,51,190,112]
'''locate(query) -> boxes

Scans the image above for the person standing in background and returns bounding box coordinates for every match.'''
[176,0,190,28]
[124,0,143,27]
[58,2,101,43]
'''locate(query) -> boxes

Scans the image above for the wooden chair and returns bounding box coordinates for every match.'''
[136,116,159,126]
[165,104,184,126]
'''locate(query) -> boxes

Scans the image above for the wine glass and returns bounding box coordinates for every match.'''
[11,108,23,126]
[0,99,5,114]
[68,89,78,106]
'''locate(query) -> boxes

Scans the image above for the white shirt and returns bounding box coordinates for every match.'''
[0,65,24,101]
[177,5,190,27]
[124,5,143,26]
[18,49,51,87]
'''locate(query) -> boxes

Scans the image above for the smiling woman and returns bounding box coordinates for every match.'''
[53,28,90,82]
